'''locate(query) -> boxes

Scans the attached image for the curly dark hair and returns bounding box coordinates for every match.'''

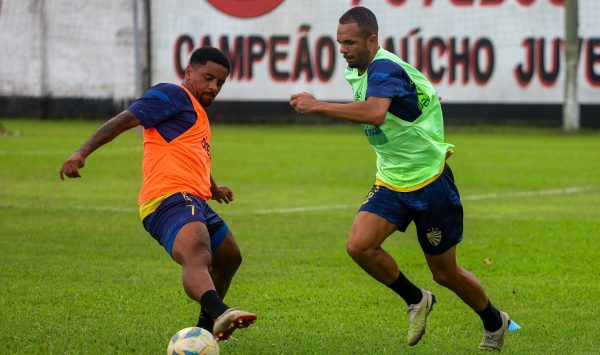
[189,47,230,72]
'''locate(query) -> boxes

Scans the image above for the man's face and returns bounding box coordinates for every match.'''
[337,22,375,73]
[185,61,229,107]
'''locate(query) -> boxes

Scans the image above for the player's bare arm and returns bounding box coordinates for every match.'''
[59,110,141,180]
[290,92,391,126]
[209,175,234,204]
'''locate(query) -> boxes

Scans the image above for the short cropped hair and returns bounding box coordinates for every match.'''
[339,6,378,38]
[189,47,230,72]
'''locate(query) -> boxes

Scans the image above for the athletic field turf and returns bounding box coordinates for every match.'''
[1,119,599,354]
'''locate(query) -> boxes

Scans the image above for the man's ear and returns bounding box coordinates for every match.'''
[184,64,193,80]
[368,34,378,50]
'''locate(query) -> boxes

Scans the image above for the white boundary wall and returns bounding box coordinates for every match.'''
[0,0,137,102]
[1,0,599,105]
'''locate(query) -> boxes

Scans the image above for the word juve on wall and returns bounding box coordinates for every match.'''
[515,38,600,87]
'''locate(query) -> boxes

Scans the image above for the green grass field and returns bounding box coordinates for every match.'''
[1,119,599,354]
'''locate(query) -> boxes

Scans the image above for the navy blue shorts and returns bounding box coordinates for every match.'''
[142,192,229,256]
[358,164,463,255]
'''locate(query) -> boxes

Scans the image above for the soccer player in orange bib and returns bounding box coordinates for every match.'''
[60,47,256,340]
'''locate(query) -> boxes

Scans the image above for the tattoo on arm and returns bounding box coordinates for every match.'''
[77,111,140,156]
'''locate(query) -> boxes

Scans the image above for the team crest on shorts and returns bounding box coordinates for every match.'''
[426,228,442,246]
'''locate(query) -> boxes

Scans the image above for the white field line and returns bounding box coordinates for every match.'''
[253,204,354,214]
[0,203,137,213]
[0,146,141,156]
[0,186,596,215]
[460,186,595,201]
[255,186,597,214]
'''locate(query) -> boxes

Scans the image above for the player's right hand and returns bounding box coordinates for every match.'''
[60,151,86,180]
[290,92,318,114]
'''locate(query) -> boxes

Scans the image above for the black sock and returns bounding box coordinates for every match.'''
[199,290,229,320]
[386,272,423,306]
[196,308,214,331]
[477,299,502,332]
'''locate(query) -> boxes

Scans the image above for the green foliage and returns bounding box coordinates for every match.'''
[1,120,599,353]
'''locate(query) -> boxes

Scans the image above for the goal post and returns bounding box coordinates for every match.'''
[563,0,580,133]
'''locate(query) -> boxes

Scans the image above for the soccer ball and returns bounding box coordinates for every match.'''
[167,327,219,355]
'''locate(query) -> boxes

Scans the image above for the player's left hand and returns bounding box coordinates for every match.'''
[211,186,234,204]
[290,92,318,114]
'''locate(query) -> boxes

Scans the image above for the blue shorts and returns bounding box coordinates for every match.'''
[359,164,463,255]
[142,193,229,256]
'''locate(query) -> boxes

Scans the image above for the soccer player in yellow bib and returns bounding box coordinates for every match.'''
[291,6,517,351]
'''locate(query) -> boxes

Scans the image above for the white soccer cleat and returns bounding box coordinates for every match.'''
[406,289,437,346]
[212,308,257,341]
[478,311,510,351]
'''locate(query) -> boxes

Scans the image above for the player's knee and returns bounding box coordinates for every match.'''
[432,272,449,287]
[228,248,242,271]
[189,248,213,268]
[431,268,459,287]
[224,236,242,270]
[213,239,242,274]
[176,237,212,268]
[346,239,369,260]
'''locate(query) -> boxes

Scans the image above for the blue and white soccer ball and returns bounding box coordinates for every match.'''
[167,327,219,355]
